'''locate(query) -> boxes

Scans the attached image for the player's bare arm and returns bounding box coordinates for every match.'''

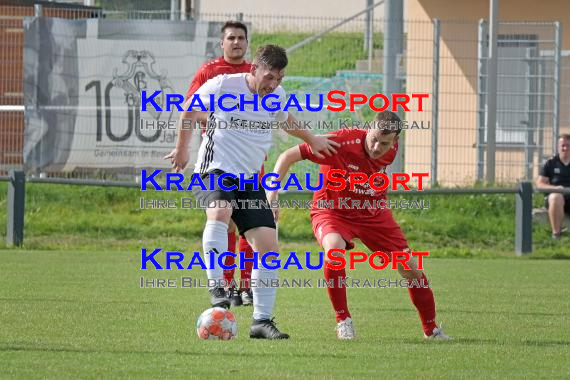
[163,97,206,172]
[266,146,304,221]
[282,113,340,159]
[535,175,564,190]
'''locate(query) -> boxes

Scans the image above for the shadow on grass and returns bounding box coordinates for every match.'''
[0,343,360,358]
[2,337,569,356]
[375,337,570,347]
[373,307,567,318]
[441,308,566,318]
[0,297,157,305]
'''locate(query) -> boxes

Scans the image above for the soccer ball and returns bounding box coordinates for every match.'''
[196,307,238,340]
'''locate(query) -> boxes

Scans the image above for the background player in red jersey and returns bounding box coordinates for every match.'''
[267,110,451,340]
[185,20,256,306]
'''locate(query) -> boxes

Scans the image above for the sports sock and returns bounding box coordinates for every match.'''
[239,236,253,289]
[252,263,277,320]
[223,231,237,284]
[202,220,229,287]
[407,273,437,335]
[324,265,351,322]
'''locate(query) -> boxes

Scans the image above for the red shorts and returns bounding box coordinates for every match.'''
[311,210,409,253]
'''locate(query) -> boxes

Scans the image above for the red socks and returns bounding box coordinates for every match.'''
[222,232,253,290]
[324,267,436,334]
[238,236,253,289]
[324,265,351,322]
[223,231,237,283]
[408,273,437,335]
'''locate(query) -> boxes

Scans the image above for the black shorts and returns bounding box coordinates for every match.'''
[192,170,276,235]
[544,194,570,214]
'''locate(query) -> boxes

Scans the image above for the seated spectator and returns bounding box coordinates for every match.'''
[536,134,570,239]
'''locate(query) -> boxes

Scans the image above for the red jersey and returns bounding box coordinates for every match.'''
[186,57,267,164]
[299,128,398,217]
[185,57,252,101]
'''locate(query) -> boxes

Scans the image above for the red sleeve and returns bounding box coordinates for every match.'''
[185,64,210,101]
[298,130,345,165]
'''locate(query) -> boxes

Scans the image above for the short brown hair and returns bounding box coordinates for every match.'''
[559,133,570,140]
[221,21,248,41]
[254,44,288,71]
[374,110,402,135]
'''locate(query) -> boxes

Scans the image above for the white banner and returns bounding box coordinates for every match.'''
[24,18,233,173]
[66,38,204,170]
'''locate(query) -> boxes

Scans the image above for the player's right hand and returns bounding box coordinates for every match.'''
[308,133,341,159]
[163,148,189,173]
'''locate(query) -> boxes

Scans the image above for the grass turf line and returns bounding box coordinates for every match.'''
[0,250,569,379]
[0,183,568,258]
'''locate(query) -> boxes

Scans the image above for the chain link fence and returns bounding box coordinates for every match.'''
[0,4,567,186]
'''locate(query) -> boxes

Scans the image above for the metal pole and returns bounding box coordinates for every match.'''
[383,0,404,97]
[515,181,533,255]
[524,47,536,180]
[537,59,545,162]
[553,21,561,154]
[383,0,404,173]
[367,1,374,72]
[485,0,499,184]
[477,20,488,182]
[431,19,440,186]
[6,170,25,246]
[180,0,187,20]
[236,13,244,22]
[34,4,42,17]
[170,0,180,21]
[364,0,373,51]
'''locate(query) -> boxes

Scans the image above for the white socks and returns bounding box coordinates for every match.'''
[252,263,278,320]
[202,220,229,285]
[203,220,278,321]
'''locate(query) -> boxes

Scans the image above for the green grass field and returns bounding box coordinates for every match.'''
[0,250,569,379]
[1,184,570,378]
[0,183,568,257]
[250,32,383,77]
[2,20,567,379]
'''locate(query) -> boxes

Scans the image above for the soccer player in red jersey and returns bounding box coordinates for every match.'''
[267,110,451,340]
[185,21,256,307]
[185,21,252,100]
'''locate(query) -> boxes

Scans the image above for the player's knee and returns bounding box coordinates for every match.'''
[245,227,278,254]
[399,267,423,280]
[206,207,232,223]
[548,193,564,206]
[324,249,346,264]
[396,258,423,280]
[322,234,346,254]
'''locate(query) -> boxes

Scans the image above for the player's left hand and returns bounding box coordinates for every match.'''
[163,148,188,173]
[266,190,280,222]
[308,134,340,159]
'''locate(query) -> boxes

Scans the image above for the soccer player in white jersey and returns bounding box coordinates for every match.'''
[165,44,339,339]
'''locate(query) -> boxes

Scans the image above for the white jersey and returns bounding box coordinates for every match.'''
[191,73,288,177]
